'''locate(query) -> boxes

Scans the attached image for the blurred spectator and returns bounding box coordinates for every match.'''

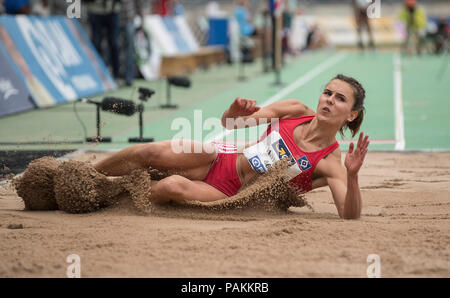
[293,5,327,53]
[234,0,257,37]
[172,0,184,16]
[152,0,170,16]
[352,0,375,51]
[234,0,257,63]
[206,1,226,18]
[398,0,427,55]
[121,0,143,86]
[87,0,121,80]
[4,0,31,14]
[432,17,449,54]
[42,0,70,15]
[304,23,327,51]
[282,0,295,60]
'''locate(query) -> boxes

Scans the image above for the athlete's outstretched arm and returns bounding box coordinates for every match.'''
[221,97,314,129]
[324,133,370,219]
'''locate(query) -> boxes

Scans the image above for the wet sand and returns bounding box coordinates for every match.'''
[0,151,449,277]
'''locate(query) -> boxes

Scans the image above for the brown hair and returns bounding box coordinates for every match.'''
[332,74,366,138]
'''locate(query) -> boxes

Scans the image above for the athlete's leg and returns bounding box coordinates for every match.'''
[150,175,228,203]
[94,140,217,179]
[364,18,375,49]
[355,18,364,50]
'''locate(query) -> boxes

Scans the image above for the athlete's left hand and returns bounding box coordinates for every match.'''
[345,132,370,176]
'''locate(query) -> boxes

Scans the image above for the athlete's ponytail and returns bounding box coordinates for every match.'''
[333,74,366,138]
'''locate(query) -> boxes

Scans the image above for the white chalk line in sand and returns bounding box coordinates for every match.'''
[206,52,348,143]
[394,53,406,151]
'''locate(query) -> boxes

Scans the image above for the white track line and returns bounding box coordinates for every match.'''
[207,52,348,142]
[394,53,406,151]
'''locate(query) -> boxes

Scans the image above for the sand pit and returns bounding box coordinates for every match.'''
[13,157,59,211]
[1,151,449,277]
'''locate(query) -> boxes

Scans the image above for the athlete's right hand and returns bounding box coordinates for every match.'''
[228,97,261,117]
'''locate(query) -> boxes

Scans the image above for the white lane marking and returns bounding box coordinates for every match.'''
[394,53,405,150]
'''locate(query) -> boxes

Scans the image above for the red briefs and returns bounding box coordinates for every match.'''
[203,143,242,197]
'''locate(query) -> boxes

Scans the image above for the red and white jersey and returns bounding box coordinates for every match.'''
[243,115,339,192]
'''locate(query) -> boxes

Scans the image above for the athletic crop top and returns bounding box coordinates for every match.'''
[243,115,339,193]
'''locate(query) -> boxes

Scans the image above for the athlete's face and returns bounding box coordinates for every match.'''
[316,79,358,127]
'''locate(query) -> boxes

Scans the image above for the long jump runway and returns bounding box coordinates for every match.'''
[101,50,450,152]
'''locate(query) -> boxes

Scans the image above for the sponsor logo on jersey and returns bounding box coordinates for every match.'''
[248,155,267,174]
[297,155,312,171]
[272,139,295,166]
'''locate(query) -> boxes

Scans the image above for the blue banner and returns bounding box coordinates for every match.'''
[162,17,192,53]
[0,42,35,117]
[0,15,116,109]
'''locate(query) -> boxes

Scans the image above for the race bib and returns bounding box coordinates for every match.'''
[243,131,302,179]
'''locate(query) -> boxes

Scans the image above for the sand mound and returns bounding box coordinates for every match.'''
[121,169,153,214]
[53,160,126,213]
[13,156,60,210]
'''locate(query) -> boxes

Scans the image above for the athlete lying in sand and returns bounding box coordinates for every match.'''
[90,74,370,219]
